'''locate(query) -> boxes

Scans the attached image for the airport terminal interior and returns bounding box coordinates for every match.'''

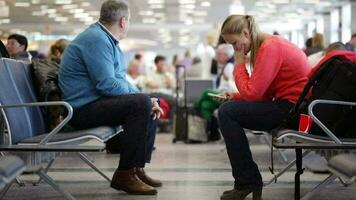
[0,0,356,199]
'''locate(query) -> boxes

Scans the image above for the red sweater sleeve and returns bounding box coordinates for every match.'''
[232,42,283,101]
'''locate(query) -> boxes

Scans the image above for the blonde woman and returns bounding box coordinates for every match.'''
[217,15,311,200]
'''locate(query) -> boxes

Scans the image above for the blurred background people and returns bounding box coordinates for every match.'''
[48,39,69,63]
[6,34,31,62]
[345,33,356,52]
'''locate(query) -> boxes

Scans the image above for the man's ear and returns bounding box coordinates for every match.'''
[118,17,125,28]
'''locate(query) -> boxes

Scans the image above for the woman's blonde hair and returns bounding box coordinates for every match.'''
[221,15,262,69]
[312,33,324,48]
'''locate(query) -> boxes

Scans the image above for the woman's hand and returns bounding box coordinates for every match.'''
[213,92,232,103]
[235,44,247,65]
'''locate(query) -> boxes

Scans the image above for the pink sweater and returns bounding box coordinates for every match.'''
[232,36,311,103]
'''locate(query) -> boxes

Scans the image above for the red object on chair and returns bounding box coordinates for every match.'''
[159,98,170,119]
[299,114,314,133]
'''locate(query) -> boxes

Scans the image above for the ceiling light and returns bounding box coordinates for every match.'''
[148,0,164,4]
[31,0,41,4]
[139,10,154,16]
[14,2,30,7]
[63,4,78,9]
[81,2,90,7]
[55,17,68,22]
[69,8,84,14]
[201,1,211,7]
[55,0,72,4]
[179,0,195,4]
[180,4,195,9]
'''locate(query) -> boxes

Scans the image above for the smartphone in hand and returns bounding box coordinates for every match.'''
[207,93,227,101]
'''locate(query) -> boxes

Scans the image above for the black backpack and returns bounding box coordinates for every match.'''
[31,58,66,131]
[284,56,356,138]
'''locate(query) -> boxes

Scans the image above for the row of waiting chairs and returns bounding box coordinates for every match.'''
[0,57,123,199]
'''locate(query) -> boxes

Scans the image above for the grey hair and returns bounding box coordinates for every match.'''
[99,0,129,26]
[217,43,234,58]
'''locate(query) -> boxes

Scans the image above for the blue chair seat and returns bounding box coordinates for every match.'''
[19,126,119,145]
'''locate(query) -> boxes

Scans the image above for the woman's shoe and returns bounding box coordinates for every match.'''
[220,187,262,200]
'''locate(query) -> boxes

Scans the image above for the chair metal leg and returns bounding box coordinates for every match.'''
[301,174,337,200]
[78,153,111,182]
[295,148,304,200]
[262,134,288,163]
[264,150,310,186]
[37,169,76,200]
[33,158,55,186]
[15,177,25,187]
[0,181,13,199]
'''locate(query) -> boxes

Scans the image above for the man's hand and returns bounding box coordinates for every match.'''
[151,98,164,120]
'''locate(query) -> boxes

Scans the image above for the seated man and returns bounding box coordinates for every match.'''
[5,34,31,61]
[59,0,162,195]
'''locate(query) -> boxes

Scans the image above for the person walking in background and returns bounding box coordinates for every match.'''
[59,0,163,195]
[217,15,311,200]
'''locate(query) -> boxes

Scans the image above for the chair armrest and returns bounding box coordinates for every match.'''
[308,99,356,144]
[0,101,73,145]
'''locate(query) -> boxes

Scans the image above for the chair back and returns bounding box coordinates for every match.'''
[0,58,46,144]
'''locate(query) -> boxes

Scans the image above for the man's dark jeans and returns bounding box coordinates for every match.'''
[70,93,157,170]
[218,100,293,190]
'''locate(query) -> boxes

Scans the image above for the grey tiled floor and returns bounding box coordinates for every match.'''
[3,133,356,200]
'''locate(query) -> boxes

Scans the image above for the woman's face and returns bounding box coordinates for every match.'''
[223,28,251,55]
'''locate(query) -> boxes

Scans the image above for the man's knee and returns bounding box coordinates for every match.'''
[132,94,152,115]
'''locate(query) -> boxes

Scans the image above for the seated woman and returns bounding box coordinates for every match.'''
[217,15,311,200]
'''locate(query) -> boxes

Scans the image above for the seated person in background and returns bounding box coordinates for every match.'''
[6,34,31,62]
[308,42,347,67]
[345,33,356,52]
[48,39,69,63]
[185,56,204,78]
[59,0,162,195]
[144,55,175,96]
[126,59,145,90]
[305,33,325,56]
[195,43,237,141]
[217,15,310,200]
[143,55,176,126]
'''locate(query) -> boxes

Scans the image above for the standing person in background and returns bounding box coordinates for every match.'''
[6,34,31,62]
[59,0,163,195]
[48,39,69,63]
[345,33,356,52]
[217,15,311,200]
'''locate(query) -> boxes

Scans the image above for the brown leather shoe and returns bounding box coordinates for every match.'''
[136,167,162,187]
[111,168,157,195]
